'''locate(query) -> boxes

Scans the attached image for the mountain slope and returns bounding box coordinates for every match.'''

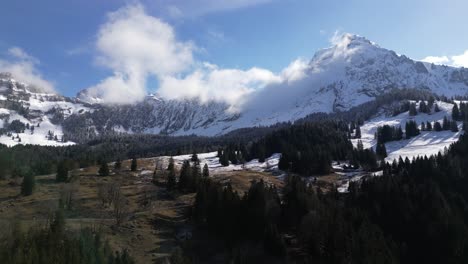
[0,73,90,146]
[2,34,468,146]
[234,34,468,130]
[73,34,468,137]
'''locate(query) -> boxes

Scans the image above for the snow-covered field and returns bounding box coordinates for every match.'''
[0,110,75,147]
[352,101,462,162]
[163,151,281,174]
[0,83,93,146]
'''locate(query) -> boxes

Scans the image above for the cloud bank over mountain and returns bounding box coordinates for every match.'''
[83,3,308,108]
[421,50,468,68]
[0,47,55,93]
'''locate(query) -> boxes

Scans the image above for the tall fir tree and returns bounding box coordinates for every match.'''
[167,157,176,190]
[56,160,69,182]
[130,158,137,171]
[21,169,35,196]
[178,160,191,191]
[202,163,209,178]
[191,152,199,163]
[409,102,418,116]
[114,159,122,170]
[452,103,460,121]
[98,160,110,176]
[376,142,388,159]
[355,125,362,139]
[450,120,459,132]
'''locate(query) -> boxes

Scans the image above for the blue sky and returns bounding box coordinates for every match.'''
[0,0,467,101]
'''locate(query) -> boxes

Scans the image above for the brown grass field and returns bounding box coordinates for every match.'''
[0,157,285,263]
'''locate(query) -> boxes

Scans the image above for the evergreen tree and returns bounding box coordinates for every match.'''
[130,157,137,171]
[178,160,191,191]
[395,126,403,140]
[202,163,209,178]
[426,121,432,131]
[428,96,435,109]
[405,120,420,139]
[357,140,364,151]
[56,160,69,182]
[98,160,110,176]
[434,121,443,131]
[167,157,176,190]
[419,101,429,113]
[409,102,418,116]
[21,169,35,196]
[114,159,122,170]
[452,103,460,120]
[191,152,199,163]
[376,142,387,159]
[434,103,440,112]
[442,116,450,130]
[450,120,459,132]
[355,126,362,139]
[190,162,202,191]
[220,150,229,166]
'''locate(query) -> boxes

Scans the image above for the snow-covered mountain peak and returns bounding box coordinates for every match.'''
[310,34,380,67]
[3,34,468,144]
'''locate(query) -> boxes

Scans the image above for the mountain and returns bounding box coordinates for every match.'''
[1,34,468,145]
[234,34,468,127]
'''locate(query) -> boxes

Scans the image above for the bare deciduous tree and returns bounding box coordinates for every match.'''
[113,191,129,226]
[60,183,78,210]
[97,182,120,207]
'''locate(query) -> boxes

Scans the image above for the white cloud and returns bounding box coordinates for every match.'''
[421,51,468,68]
[0,47,55,93]
[85,3,194,104]
[158,63,281,112]
[281,58,309,82]
[86,2,309,108]
[451,51,468,68]
[8,47,39,63]
[421,55,450,65]
[160,0,272,18]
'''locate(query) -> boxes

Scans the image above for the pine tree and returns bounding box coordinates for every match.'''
[434,103,440,112]
[443,116,450,130]
[98,161,110,176]
[376,142,388,159]
[190,162,201,191]
[426,121,432,131]
[167,157,176,190]
[450,120,459,132]
[419,101,428,113]
[355,126,362,139]
[56,161,69,182]
[178,160,191,191]
[428,96,435,109]
[421,122,426,131]
[452,103,460,121]
[395,126,403,140]
[434,121,443,131]
[357,140,364,151]
[130,158,137,171]
[202,163,209,178]
[220,150,229,166]
[114,159,122,170]
[191,152,199,163]
[21,170,35,196]
[409,102,418,116]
